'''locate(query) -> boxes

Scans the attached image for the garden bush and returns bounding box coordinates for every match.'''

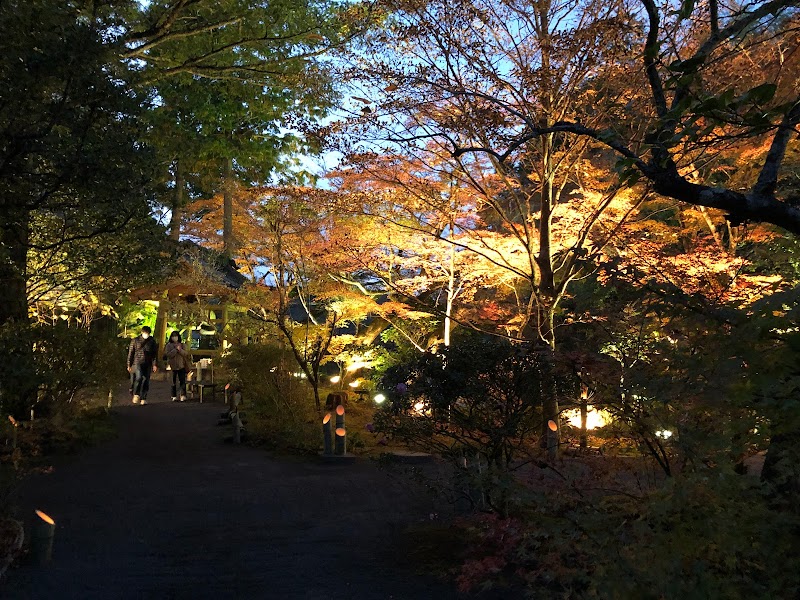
[0,321,125,419]
[218,342,319,452]
[374,332,577,515]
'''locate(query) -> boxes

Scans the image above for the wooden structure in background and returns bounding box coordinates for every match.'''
[127,242,247,364]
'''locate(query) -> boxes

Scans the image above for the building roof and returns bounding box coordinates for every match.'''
[127,241,248,302]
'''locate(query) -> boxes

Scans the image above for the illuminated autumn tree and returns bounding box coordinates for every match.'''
[327,0,646,456]
[185,185,375,411]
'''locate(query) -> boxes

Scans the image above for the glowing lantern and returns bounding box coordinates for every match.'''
[32,510,56,565]
[35,510,54,525]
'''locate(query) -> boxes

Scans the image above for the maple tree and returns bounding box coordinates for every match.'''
[184,185,375,411]
[326,0,651,455]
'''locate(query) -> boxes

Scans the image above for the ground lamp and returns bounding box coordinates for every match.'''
[335,405,346,455]
[322,413,333,455]
[31,510,55,565]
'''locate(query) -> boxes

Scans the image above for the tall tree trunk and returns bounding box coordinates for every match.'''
[0,209,30,325]
[539,312,559,460]
[537,131,560,459]
[153,299,169,367]
[169,158,185,242]
[222,156,235,259]
[0,209,35,417]
[580,395,588,451]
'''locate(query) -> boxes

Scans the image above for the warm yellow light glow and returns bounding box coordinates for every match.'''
[336,405,345,416]
[565,406,610,430]
[323,413,331,425]
[374,394,386,404]
[346,354,371,372]
[330,375,341,384]
[413,401,425,413]
[335,427,346,437]
[548,420,558,432]
[348,379,360,388]
[35,510,55,525]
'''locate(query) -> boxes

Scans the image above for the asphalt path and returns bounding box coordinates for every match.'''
[4,379,464,600]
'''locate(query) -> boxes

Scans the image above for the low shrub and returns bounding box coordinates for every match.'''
[454,468,800,599]
[0,322,124,419]
[218,343,319,453]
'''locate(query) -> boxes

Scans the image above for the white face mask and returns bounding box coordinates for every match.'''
[141,333,150,339]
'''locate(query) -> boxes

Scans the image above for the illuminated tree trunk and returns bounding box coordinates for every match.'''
[539,321,559,461]
[153,299,169,366]
[580,394,588,451]
[537,129,560,460]
[444,225,456,347]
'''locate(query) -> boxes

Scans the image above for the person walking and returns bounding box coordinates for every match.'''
[127,326,158,405]
[163,330,191,402]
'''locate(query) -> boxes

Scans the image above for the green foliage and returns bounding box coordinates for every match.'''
[0,0,168,323]
[116,300,159,335]
[0,322,125,419]
[455,470,800,599]
[376,331,570,514]
[217,342,319,452]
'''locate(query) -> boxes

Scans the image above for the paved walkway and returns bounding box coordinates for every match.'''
[4,380,463,599]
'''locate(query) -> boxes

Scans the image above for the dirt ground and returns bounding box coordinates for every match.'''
[3,379,466,600]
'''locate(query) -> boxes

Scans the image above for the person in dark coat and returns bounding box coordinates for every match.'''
[127,326,158,405]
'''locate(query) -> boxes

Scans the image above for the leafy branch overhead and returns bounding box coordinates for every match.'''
[341,0,800,233]
[120,0,374,83]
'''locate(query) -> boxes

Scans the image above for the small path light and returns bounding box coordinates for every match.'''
[373,393,386,404]
[322,413,333,455]
[546,419,559,460]
[335,427,347,456]
[31,510,55,566]
[334,405,346,455]
[8,416,18,450]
